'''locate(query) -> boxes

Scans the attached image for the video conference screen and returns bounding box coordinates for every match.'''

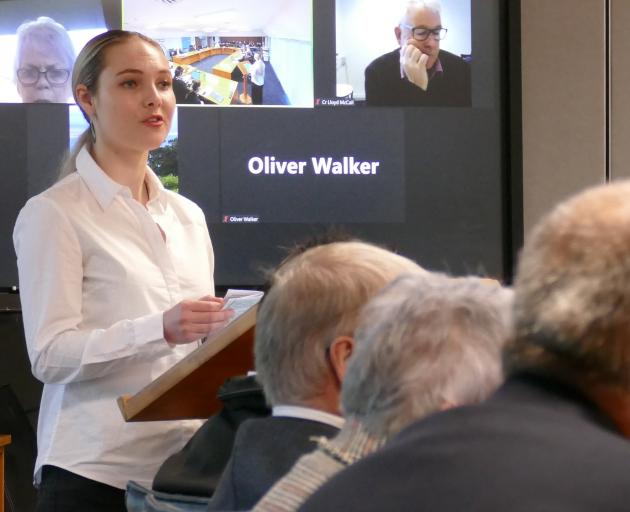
[0,0,107,103]
[0,0,509,288]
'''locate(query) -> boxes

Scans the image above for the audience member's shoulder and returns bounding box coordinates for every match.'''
[300,396,630,511]
[299,411,454,511]
[299,439,398,511]
[232,416,275,438]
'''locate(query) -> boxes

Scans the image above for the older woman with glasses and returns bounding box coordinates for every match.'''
[14,16,75,103]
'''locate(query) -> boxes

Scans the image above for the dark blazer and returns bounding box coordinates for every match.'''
[184,91,203,104]
[300,374,630,512]
[172,77,189,104]
[365,48,470,107]
[152,376,270,497]
[207,416,339,511]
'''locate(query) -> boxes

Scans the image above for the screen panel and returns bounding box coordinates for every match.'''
[176,0,508,284]
[0,0,108,104]
[0,0,509,289]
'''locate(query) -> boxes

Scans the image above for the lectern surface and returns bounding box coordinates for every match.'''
[118,305,257,422]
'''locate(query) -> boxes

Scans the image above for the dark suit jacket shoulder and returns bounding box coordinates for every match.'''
[153,375,269,497]
[365,48,470,107]
[208,416,339,511]
[300,375,630,512]
[172,77,189,104]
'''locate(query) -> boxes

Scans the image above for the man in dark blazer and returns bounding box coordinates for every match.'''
[207,240,422,511]
[301,181,630,511]
[365,0,470,107]
[207,416,338,510]
[151,375,269,497]
[172,66,189,104]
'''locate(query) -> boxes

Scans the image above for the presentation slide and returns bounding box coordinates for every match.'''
[178,108,405,224]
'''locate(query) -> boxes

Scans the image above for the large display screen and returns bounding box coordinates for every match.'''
[171,0,508,284]
[0,0,510,289]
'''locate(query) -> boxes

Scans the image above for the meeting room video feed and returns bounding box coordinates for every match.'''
[324,0,471,107]
[0,0,108,104]
[123,0,313,107]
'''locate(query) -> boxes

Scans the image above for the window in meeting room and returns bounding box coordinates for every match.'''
[123,0,313,107]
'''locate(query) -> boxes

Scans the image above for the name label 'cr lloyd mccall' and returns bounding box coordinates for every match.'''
[247,156,381,176]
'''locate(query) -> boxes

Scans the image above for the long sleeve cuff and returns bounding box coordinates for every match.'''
[133,311,166,348]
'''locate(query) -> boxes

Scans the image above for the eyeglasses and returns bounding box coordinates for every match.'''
[400,25,448,41]
[17,67,70,85]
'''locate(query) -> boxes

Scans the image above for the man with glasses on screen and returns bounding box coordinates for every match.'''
[14,17,75,103]
[365,0,470,107]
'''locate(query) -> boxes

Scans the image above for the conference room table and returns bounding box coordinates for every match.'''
[210,52,252,104]
[169,62,238,106]
[211,49,246,79]
[174,46,251,82]
[172,46,238,66]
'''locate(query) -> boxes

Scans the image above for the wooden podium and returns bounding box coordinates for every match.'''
[238,61,252,104]
[0,435,10,512]
[118,305,258,422]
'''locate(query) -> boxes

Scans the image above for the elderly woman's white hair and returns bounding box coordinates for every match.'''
[342,272,513,438]
[14,16,76,80]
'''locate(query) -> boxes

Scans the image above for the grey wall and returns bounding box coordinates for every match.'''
[521,0,607,237]
[610,0,630,179]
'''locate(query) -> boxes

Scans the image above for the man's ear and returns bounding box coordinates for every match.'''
[395,26,402,45]
[439,401,457,411]
[75,84,95,118]
[328,335,355,385]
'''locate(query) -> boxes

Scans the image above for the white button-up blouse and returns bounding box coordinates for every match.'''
[13,146,213,489]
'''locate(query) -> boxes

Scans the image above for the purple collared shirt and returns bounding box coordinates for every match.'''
[428,56,443,79]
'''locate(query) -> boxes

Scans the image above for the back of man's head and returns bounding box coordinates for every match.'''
[507,180,630,390]
[255,241,423,407]
[342,273,512,438]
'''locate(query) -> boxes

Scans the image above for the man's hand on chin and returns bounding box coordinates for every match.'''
[400,44,429,91]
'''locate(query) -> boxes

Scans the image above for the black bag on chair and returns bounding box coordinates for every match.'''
[152,374,270,497]
[0,384,38,512]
